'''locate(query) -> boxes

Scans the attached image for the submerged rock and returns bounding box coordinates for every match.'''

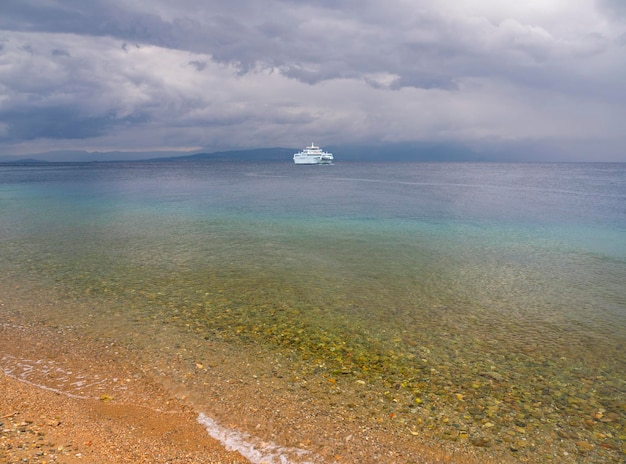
[470,436,492,447]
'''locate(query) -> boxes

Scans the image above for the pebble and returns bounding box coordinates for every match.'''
[470,436,492,447]
[479,371,504,382]
[575,440,594,452]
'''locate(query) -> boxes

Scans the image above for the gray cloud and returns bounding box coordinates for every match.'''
[0,107,130,141]
[0,0,625,160]
[597,0,626,18]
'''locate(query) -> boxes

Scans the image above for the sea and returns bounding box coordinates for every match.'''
[1,161,625,463]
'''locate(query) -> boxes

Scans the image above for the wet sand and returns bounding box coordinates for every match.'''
[0,319,248,463]
[0,375,249,463]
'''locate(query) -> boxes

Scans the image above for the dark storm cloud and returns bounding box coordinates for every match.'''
[0,0,164,42]
[0,0,477,90]
[0,106,136,141]
[0,0,625,160]
[1,0,617,93]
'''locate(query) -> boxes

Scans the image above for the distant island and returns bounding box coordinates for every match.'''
[0,142,496,164]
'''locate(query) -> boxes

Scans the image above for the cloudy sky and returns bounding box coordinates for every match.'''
[1,0,625,161]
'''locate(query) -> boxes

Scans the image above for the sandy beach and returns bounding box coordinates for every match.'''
[3,265,623,464]
[0,321,468,464]
[0,315,249,464]
[0,375,249,463]
[0,279,500,464]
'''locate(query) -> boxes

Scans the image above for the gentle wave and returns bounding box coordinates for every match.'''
[1,354,105,399]
[197,413,320,464]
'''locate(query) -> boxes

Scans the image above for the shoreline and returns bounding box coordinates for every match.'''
[0,318,249,464]
[0,321,470,464]
[4,276,621,463]
[0,375,248,464]
[0,284,492,464]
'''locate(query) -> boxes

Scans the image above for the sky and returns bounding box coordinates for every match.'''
[0,0,625,161]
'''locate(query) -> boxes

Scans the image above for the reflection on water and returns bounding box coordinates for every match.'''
[1,161,625,462]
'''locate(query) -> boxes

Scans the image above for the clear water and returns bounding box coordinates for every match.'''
[1,161,625,462]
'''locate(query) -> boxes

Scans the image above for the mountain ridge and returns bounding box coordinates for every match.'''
[1,142,491,163]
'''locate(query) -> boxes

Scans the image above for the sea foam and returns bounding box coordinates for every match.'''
[197,413,319,464]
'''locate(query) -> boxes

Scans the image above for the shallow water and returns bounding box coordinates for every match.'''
[1,161,625,462]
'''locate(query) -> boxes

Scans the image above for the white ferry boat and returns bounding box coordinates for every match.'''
[293,143,334,165]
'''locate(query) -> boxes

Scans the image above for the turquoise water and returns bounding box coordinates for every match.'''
[1,161,625,462]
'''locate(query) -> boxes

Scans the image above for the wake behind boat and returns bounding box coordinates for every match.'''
[293,143,334,165]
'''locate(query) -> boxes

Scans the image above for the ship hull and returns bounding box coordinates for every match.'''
[293,155,323,164]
